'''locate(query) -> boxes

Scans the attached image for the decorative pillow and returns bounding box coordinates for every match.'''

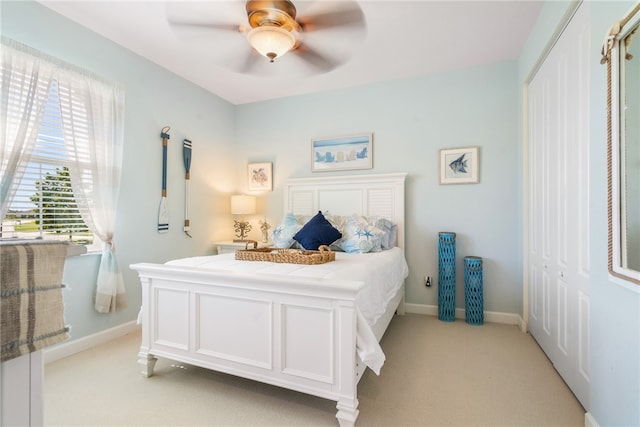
[270,213,302,248]
[323,213,348,251]
[339,215,384,254]
[324,212,347,230]
[294,214,313,225]
[293,211,342,251]
[372,218,397,249]
[295,210,330,227]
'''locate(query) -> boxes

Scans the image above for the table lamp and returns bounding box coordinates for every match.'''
[231,195,256,242]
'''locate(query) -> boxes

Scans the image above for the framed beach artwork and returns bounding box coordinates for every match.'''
[248,162,273,191]
[440,147,479,184]
[311,133,373,172]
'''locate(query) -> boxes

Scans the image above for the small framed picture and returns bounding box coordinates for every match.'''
[311,133,373,172]
[248,162,272,191]
[440,147,479,184]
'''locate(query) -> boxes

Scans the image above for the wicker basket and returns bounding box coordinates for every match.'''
[235,241,335,265]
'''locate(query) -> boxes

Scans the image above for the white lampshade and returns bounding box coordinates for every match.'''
[247,26,296,62]
[231,195,256,215]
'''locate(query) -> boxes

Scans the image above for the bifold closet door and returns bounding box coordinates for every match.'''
[527,2,590,410]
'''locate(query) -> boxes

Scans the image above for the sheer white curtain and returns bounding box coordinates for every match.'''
[1,37,126,313]
[0,38,54,219]
[57,70,126,313]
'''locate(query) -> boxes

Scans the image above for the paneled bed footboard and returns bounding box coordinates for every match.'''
[131,262,403,426]
[131,172,408,426]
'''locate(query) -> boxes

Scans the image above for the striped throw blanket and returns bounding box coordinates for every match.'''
[1,240,70,362]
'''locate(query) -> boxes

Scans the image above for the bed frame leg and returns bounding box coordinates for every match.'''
[138,352,157,378]
[336,400,359,427]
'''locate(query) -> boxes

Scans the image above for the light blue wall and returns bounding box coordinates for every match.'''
[589,2,640,425]
[2,1,523,331]
[235,62,522,314]
[520,1,640,425]
[9,2,639,425]
[1,1,238,340]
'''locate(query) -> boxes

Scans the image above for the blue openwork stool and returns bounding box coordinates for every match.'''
[438,232,456,322]
[464,256,484,325]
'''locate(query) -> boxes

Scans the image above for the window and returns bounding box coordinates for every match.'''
[2,37,126,312]
[605,7,640,285]
[1,82,97,249]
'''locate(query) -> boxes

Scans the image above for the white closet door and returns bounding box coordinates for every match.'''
[527,2,590,410]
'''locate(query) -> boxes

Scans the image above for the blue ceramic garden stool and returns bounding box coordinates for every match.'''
[464,256,484,325]
[438,232,456,322]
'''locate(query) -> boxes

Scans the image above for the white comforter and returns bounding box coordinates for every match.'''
[165,247,409,374]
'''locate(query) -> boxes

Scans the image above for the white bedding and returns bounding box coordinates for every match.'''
[165,247,409,374]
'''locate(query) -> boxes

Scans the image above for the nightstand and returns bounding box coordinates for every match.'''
[214,240,273,255]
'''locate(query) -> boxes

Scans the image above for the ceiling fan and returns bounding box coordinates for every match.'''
[167,0,366,74]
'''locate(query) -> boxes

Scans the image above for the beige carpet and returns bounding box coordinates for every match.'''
[44,314,585,426]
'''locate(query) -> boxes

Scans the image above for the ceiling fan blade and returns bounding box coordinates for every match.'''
[293,43,340,73]
[297,3,365,32]
[165,1,247,33]
[167,19,244,33]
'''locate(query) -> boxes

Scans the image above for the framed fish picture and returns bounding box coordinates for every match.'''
[440,147,479,184]
[311,133,373,172]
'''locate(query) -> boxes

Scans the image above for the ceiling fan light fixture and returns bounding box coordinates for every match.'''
[247,26,296,62]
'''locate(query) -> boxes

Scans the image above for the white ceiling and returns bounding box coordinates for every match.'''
[38,0,543,105]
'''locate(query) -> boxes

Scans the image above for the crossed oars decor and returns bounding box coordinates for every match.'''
[158,126,170,233]
[183,138,192,238]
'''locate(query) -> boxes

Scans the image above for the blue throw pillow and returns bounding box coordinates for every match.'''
[293,211,342,251]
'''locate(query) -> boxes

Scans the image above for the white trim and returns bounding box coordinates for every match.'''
[525,0,582,83]
[522,81,530,330]
[609,16,640,286]
[609,274,640,294]
[404,304,524,328]
[43,309,530,364]
[584,412,600,427]
[44,321,140,364]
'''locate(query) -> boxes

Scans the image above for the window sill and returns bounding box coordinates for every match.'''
[81,250,103,256]
[67,243,88,257]
[609,274,640,294]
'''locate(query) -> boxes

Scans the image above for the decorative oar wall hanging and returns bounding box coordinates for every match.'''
[182,138,192,237]
[158,126,170,233]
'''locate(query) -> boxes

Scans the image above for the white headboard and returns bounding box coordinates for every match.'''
[283,173,407,248]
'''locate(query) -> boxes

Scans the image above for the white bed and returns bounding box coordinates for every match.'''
[130,173,407,426]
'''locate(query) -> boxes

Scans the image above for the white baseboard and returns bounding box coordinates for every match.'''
[44,321,140,365]
[584,412,599,427]
[45,307,526,364]
[404,303,525,328]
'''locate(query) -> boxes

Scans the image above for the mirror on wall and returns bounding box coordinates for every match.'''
[607,6,640,284]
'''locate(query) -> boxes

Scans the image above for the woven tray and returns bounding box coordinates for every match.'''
[235,241,335,265]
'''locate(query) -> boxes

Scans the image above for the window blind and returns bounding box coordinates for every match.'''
[2,82,93,244]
